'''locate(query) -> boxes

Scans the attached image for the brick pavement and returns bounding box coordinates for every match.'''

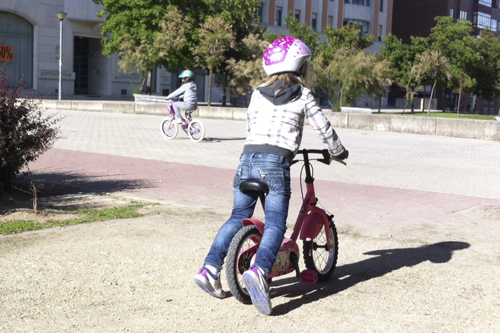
[26,109,500,236]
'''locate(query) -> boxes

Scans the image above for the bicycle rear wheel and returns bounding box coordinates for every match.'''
[302,217,338,282]
[187,119,204,142]
[226,225,261,304]
[161,117,178,139]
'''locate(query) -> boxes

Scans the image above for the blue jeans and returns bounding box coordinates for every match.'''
[204,152,291,276]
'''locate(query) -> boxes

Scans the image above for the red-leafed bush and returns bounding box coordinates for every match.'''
[0,68,61,190]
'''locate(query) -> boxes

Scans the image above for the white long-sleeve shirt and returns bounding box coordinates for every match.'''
[243,84,345,161]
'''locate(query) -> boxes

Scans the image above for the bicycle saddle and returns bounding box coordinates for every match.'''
[239,180,269,195]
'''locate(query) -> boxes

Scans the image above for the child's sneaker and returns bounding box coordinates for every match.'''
[194,266,225,299]
[242,266,272,315]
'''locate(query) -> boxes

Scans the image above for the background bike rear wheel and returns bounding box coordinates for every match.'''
[187,120,204,142]
[161,117,178,139]
[226,225,261,304]
[303,218,338,282]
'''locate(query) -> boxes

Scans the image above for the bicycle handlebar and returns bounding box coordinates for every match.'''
[294,149,347,166]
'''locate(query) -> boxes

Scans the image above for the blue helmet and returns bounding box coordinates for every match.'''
[179,70,194,78]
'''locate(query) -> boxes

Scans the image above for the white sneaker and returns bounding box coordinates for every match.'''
[242,266,272,315]
[194,266,225,299]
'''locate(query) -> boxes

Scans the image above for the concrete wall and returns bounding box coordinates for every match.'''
[42,100,500,141]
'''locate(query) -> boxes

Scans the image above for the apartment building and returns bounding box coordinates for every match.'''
[393,0,500,43]
[392,0,500,114]
[1,0,394,103]
[262,0,394,53]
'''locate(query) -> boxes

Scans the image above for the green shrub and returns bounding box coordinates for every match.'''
[0,68,61,190]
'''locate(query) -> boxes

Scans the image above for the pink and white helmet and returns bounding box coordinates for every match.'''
[263,36,312,76]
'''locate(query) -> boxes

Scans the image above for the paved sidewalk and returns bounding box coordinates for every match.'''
[28,109,500,236]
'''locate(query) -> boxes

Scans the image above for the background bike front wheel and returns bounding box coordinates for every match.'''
[187,119,205,142]
[161,117,178,139]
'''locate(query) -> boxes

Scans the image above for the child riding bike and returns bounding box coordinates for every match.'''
[194,36,349,315]
[165,70,198,123]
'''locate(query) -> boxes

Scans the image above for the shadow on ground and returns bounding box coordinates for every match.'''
[0,171,150,214]
[269,241,470,316]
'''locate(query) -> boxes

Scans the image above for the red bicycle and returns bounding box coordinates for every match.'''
[226,149,344,304]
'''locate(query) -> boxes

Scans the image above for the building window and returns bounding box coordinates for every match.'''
[474,11,492,29]
[492,19,498,31]
[295,9,300,21]
[328,15,334,27]
[380,0,384,11]
[450,8,454,18]
[344,19,369,36]
[311,13,318,31]
[479,0,492,7]
[256,4,263,23]
[460,10,467,20]
[378,24,383,41]
[276,6,283,26]
[345,0,370,6]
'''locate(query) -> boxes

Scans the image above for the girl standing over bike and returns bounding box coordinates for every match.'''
[194,36,348,315]
[166,70,198,123]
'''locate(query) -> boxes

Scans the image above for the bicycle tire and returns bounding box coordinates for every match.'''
[226,225,261,304]
[302,216,338,282]
[187,119,205,142]
[161,117,178,139]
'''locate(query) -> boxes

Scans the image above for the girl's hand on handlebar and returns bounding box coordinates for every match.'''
[330,150,348,165]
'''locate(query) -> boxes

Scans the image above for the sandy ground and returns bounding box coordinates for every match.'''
[1,198,499,332]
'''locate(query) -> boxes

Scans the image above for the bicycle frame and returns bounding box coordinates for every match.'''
[167,102,191,129]
[290,151,332,251]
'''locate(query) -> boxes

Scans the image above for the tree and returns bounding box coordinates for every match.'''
[284,15,321,53]
[194,16,236,106]
[92,0,206,93]
[226,34,268,105]
[411,50,451,115]
[380,34,428,112]
[313,49,391,109]
[472,29,500,103]
[205,0,263,106]
[310,24,389,109]
[0,69,61,191]
[429,17,481,112]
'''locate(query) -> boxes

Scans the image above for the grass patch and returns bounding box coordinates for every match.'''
[376,111,497,121]
[0,204,144,235]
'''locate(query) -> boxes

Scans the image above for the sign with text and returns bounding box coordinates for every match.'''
[0,45,14,62]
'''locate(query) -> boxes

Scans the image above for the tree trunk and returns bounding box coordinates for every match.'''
[428,79,437,116]
[222,75,227,107]
[208,68,213,106]
[457,90,463,117]
[146,70,152,95]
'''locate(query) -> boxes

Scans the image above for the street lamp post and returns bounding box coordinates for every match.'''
[56,11,67,100]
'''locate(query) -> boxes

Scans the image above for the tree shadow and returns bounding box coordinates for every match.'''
[269,241,470,316]
[0,171,149,214]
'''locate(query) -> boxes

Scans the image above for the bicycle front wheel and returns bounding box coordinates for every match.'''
[226,225,261,304]
[161,117,178,139]
[187,119,204,142]
[302,217,338,282]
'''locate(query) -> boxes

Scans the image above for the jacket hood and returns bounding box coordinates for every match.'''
[256,80,302,105]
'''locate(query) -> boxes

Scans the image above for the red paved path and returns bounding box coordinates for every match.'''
[28,148,500,237]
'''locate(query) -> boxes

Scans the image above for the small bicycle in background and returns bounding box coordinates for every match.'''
[161,99,205,142]
[225,149,344,304]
